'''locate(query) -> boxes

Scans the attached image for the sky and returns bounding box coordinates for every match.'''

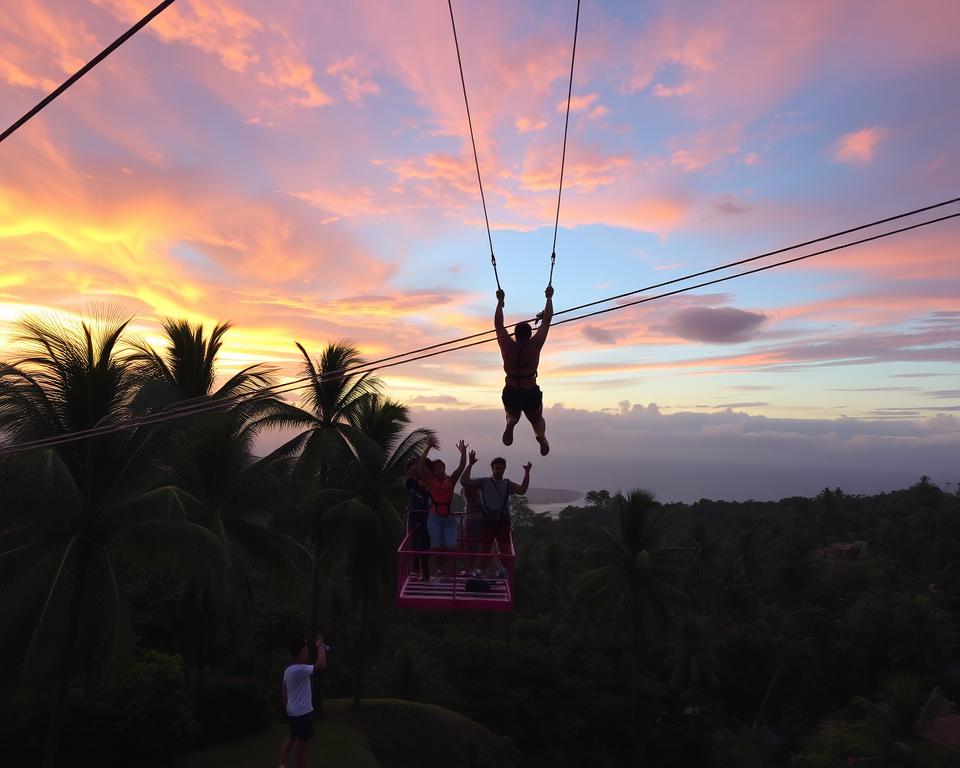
[0,0,958,502]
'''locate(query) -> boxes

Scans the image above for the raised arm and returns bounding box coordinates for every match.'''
[533,286,554,344]
[313,634,327,673]
[461,449,482,488]
[418,437,437,479]
[510,462,532,495]
[449,439,469,486]
[495,289,510,345]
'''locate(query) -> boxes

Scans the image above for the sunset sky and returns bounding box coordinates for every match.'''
[1,0,958,501]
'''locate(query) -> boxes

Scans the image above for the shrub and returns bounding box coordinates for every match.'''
[198,675,271,742]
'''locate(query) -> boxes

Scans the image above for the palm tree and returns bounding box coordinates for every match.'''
[0,312,225,768]
[276,342,384,638]
[133,320,312,702]
[571,489,688,651]
[570,489,688,763]
[847,675,950,765]
[316,411,432,708]
[660,613,723,733]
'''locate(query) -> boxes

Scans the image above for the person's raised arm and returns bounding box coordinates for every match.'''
[461,449,482,488]
[511,462,532,495]
[495,289,510,345]
[449,439,468,486]
[313,634,327,673]
[533,285,554,344]
[418,437,437,479]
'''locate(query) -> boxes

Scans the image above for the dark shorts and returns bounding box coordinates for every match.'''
[288,712,314,741]
[479,518,512,552]
[502,385,542,414]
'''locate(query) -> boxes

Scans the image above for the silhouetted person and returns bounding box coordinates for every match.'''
[496,286,553,455]
[278,634,327,768]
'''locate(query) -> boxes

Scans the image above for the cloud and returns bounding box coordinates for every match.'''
[669,125,743,172]
[94,0,263,72]
[281,404,960,503]
[325,55,380,103]
[94,0,332,107]
[563,93,599,112]
[660,307,768,343]
[711,194,752,216]
[285,185,393,220]
[409,394,462,405]
[515,117,548,133]
[581,325,617,344]
[654,82,695,98]
[833,126,887,165]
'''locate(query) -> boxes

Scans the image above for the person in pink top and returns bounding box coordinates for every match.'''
[418,437,467,578]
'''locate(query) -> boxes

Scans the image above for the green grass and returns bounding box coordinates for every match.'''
[171,699,523,768]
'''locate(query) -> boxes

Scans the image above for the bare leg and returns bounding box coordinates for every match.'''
[503,408,521,446]
[279,736,293,767]
[295,739,308,768]
[525,407,549,455]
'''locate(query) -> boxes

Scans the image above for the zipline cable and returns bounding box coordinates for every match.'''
[551,210,960,329]
[2,208,957,457]
[447,0,500,291]
[549,0,581,288]
[237,194,960,381]
[0,0,177,145]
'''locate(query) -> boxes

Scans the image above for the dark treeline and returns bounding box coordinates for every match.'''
[1,313,959,767]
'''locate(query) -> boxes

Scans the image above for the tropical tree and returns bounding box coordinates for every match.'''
[0,312,225,768]
[848,676,950,765]
[570,489,688,762]
[660,613,723,733]
[278,342,384,637]
[571,489,688,651]
[133,320,312,701]
[315,409,432,708]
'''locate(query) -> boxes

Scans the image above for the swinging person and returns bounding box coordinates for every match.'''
[495,285,553,455]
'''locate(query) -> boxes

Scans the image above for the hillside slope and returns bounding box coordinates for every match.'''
[173,698,525,768]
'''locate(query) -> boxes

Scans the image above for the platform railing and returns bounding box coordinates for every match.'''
[396,511,516,609]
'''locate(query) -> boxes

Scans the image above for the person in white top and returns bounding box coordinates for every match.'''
[278,633,327,768]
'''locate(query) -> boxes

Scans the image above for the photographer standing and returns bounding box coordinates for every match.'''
[278,634,327,768]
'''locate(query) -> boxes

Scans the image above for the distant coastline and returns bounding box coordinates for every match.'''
[524,487,585,515]
[522,487,583,505]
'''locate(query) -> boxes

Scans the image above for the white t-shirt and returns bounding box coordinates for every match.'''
[283,664,314,717]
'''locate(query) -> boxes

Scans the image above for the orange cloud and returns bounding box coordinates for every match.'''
[325,55,380,103]
[833,126,887,165]
[93,0,262,71]
[516,116,548,133]
[669,126,743,172]
[563,93,599,112]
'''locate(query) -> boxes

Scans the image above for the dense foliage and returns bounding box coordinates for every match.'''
[1,314,958,767]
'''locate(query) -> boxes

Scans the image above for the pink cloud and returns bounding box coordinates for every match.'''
[93,0,263,72]
[325,55,380,103]
[653,82,695,98]
[833,126,887,165]
[516,116,548,133]
[563,93,599,112]
[669,126,743,172]
[94,0,332,108]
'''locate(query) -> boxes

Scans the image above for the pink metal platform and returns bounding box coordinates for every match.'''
[396,514,515,612]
